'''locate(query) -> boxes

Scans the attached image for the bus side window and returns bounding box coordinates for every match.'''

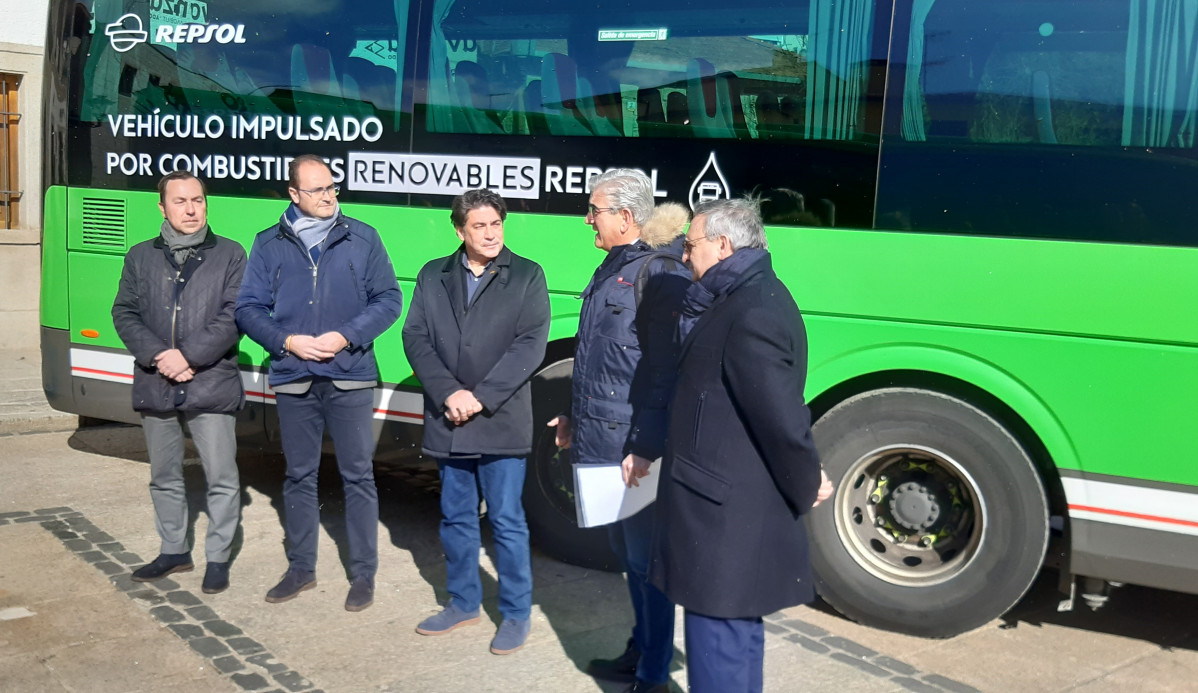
[666,91,689,127]
[882,0,1198,246]
[636,87,668,138]
[519,79,547,135]
[686,59,737,138]
[290,42,373,119]
[540,53,594,136]
[343,57,397,116]
[452,60,504,134]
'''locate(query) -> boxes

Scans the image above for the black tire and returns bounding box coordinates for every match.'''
[523,358,619,571]
[809,388,1049,638]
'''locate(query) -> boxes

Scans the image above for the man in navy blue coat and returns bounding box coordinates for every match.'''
[236,155,402,612]
[649,198,832,693]
[403,189,550,655]
[549,169,691,693]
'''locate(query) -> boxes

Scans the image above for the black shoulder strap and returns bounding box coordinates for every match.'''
[634,251,680,308]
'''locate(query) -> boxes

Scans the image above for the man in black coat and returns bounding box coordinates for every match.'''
[402,189,550,655]
[649,198,833,692]
[112,171,246,595]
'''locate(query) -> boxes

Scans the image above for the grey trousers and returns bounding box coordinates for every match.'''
[141,411,240,562]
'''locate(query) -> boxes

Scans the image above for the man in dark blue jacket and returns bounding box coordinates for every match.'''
[649,198,832,692]
[548,169,691,693]
[112,171,245,595]
[236,155,402,612]
[403,189,549,655]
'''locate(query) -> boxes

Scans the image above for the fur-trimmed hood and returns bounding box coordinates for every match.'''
[642,202,690,249]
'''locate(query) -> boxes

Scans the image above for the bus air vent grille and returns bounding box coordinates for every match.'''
[81,198,128,250]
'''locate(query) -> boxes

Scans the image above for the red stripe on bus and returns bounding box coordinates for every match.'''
[245,391,422,421]
[1069,504,1198,529]
[376,408,423,421]
[72,367,133,380]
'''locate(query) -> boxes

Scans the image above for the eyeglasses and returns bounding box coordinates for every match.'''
[296,184,340,198]
[682,234,712,253]
[587,204,619,218]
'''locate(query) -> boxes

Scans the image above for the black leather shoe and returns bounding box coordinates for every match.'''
[202,562,230,594]
[345,576,374,612]
[131,553,194,582]
[264,569,316,603]
[587,638,640,683]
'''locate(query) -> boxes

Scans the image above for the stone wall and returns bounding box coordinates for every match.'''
[0,0,50,351]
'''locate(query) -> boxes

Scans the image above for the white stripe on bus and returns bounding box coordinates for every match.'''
[1062,477,1198,538]
[69,347,425,424]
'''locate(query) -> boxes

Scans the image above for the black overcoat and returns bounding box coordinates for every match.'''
[649,255,822,619]
[402,245,550,458]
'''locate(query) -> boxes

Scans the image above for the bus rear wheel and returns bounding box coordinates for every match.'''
[523,358,618,571]
[809,387,1049,638]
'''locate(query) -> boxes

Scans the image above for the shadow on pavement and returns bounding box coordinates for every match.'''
[997,568,1198,650]
[61,423,688,689]
[804,563,1198,651]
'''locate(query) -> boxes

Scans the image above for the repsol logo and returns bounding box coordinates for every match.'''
[104,14,248,52]
[154,23,247,45]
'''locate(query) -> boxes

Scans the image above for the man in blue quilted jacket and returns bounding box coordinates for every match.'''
[236,155,402,612]
[548,169,691,693]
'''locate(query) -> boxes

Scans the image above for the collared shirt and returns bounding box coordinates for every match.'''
[460,252,494,307]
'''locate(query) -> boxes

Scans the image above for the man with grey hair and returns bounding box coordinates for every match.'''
[548,168,690,693]
[649,198,832,692]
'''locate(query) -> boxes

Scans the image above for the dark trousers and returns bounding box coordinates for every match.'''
[609,504,675,685]
[683,610,764,693]
[276,380,378,579]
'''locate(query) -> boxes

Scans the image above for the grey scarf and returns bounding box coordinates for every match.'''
[160,220,208,266]
[285,202,340,255]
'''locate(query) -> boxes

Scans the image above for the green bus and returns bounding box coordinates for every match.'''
[43,0,1198,637]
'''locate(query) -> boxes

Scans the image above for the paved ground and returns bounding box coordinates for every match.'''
[3,347,1198,692]
[0,425,927,692]
[0,347,76,436]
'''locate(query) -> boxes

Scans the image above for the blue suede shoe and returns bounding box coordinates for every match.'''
[264,569,316,603]
[490,618,531,655]
[415,603,481,635]
[201,562,230,594]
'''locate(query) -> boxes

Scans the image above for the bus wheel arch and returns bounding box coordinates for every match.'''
[808,385,1052,637]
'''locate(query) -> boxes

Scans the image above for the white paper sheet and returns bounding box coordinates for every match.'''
[573,460,661,528]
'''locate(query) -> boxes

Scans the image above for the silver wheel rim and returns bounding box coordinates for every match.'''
[833,443,986,587]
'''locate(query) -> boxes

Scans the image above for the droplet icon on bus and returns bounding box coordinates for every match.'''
[688,152,731,210]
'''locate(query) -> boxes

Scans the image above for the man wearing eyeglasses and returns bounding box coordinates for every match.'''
[649,198,833,693]
[547,168,690,693]
[236,154,402,612]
